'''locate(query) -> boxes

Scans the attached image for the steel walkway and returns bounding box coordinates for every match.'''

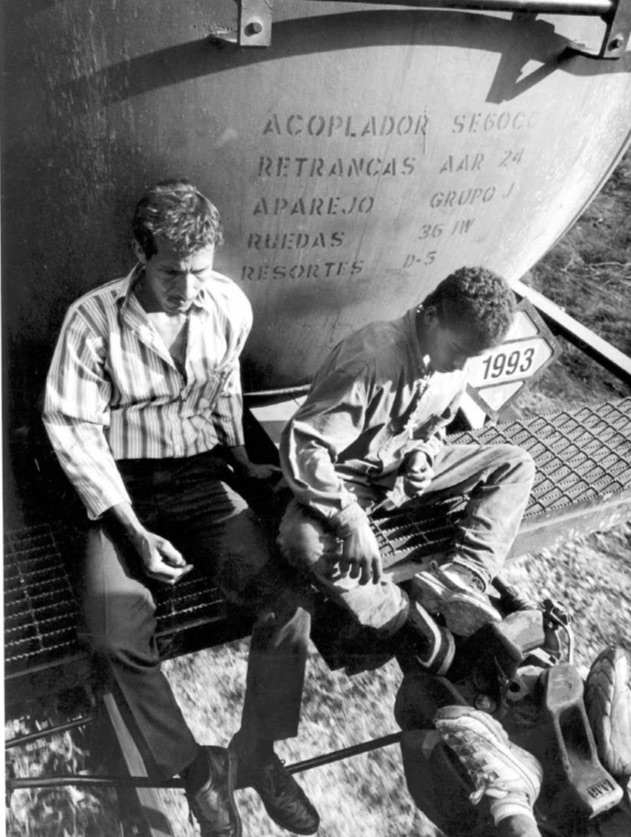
[5,397,631,707]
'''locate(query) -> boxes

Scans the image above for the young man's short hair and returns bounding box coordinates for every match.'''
[132,178,224,259]
[422,266,516,350]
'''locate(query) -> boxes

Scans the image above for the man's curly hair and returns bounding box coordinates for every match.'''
[422,266,516,349]
[132,179,224,259]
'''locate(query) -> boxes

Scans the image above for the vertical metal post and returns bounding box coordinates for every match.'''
[102,692,176,837]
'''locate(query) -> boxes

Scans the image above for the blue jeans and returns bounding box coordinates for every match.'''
[278,443,534,636]
[80,450,313,780]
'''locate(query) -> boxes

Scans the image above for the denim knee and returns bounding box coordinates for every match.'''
[510,445,536,485]
[277,499,339,570]
[79,607,159,667]
[494,444,536,485]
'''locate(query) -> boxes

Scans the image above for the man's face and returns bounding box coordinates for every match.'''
[421,307,491,374]
[135,239,215,315]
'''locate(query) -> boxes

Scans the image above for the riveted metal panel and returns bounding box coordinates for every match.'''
[3,1,631,418]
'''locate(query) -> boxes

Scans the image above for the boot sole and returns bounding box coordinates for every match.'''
[585,646,631,779]
[411,574,500,636]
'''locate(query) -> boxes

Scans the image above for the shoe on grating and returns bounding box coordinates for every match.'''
[185,746,241,837]
[229,736,320,835]
[406,600,456,676]
[409,562,500,637]
[434,705,543,822]
[584,645,631,780]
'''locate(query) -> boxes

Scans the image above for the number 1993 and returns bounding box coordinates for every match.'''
[481,347,534,379]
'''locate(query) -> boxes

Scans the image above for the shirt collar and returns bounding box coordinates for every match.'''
[116,265,142,308]
[115,264,214,313]
[403,307,433,377]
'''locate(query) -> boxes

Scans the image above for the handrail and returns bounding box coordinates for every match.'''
[5,732,403,792]
[5,716,94,750]
[229,0,630,58]
[313,0,614,16]
[514,280,631,387]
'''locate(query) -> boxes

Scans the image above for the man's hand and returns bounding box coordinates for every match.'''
[131,530,194,586]
[403,450,434,498]
[106,502,193,586]
[339,517,383,585]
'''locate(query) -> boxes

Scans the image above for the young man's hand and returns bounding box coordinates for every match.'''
[229,445,281,482]
[339,517,383,585]
[403,450,434,498]
[237,461,281,482]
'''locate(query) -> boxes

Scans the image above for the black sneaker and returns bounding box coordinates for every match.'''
[407,601,456,676]
[185,746,242,837]
[410,562,500,637]
[229,738,320,835]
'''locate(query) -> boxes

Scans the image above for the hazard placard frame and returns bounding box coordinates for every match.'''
[466,297,561,420]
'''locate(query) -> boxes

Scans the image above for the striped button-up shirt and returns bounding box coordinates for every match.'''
[43,266,252,519]
[280,308,467,536]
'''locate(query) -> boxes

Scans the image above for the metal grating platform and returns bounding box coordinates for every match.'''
[4,524,229,691]
[4,398,631,701]
[4,524,82,676]
[456,399,631,518]
[373,398,631,578]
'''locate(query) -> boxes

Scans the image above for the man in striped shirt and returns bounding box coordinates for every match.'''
[43,180,319,837]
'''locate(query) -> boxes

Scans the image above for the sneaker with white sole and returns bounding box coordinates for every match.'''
[585,645,631,780]
[410,562,501,637]
[434,705,543,823]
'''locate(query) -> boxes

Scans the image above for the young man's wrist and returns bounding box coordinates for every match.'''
[331,502,370,539]
[407,446,434,467]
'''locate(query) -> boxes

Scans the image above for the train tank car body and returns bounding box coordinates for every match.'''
[3,0,631,464]
[3,7,631,832]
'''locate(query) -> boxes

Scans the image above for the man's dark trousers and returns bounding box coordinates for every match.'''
[80,449,313,779]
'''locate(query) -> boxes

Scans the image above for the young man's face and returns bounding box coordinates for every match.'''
[421,307,491,374]
[134,238,215,315]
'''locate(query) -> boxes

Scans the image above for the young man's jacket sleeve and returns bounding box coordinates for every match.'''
[280,361,374,538]
[405,387,465,465]
[42,309,131,520]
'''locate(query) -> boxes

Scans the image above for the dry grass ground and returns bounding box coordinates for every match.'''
[5,153,631,836]
[517,151,631,415]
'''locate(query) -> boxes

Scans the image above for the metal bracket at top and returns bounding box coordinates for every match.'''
[211,0,272,47]
[239,0,273,46]
[214,0,631,58]
[599,0,631,56]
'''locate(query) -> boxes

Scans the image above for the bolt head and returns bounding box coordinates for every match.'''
[474,693,497,713]
[245,20,264,36]
[608,34,624,51]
